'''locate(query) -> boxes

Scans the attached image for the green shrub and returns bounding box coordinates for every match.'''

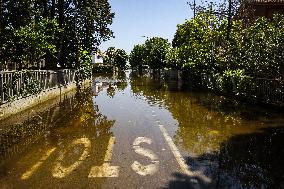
[219,69,246,94]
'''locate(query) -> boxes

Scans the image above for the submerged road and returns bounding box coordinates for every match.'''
[1,72,284,189]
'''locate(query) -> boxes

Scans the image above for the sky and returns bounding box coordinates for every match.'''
[100,0,193,53]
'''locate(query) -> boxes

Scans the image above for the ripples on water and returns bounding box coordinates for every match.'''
[0,71,283,188]
[130,71,284,188]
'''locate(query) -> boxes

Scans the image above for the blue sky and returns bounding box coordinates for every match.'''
[100,0,192,53]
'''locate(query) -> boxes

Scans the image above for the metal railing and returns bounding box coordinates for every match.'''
[0,69,76,105]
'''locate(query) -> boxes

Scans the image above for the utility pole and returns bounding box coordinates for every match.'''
[193,0,196,18]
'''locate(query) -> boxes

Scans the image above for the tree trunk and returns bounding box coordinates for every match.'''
[0,0,3,32]
[43,0,48,18]
[57,0,65,68]
[51,0,55,19]
[58,0,64,28]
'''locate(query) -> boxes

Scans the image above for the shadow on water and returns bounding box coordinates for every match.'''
[163,126,284,189]
[130,71,284,189]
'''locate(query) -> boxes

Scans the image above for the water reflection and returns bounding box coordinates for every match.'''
[0,71,283,188]
[0,86,116,188]
[130,71,284,188]
[116,72,128,91]
[93,71,128,99]
[0,92,76,164]
[107,84,116,98]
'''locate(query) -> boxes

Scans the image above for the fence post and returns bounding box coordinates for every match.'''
[0,69,87,105]
[10,72,13,98]
[0,73,3,104]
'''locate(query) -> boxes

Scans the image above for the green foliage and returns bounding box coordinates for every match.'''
[22,71,42,96]
[171,11,284,94]
[80,49,93,67]
[128,9,284,103]
[53,0,115,68]
[93,65,113,74]
[104,47,128,70]
[113,49,128,70]
[1,18,61,66]
[0,0,114,70]
[144,37,171,70]
[129,38,173,71]
[218,69,245,94]
[75,49,92,84]
[171,13,215,86]
[129,44,146,70]
[104,47,116,65]
[13,19,61,66]
[116,72,128,91]
[236,14,284,79]
[2,70,42,103]
[165,47,180,69]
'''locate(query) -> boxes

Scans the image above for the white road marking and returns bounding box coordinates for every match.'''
[131,137,159,176]
[104,137,115,162]
[133,137,151,146]
[52,138,91,178]
[159,125,211,183]
[88,136,120,178]
[21,147,56,180]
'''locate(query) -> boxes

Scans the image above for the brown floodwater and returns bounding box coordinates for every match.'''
[0,71,283,189]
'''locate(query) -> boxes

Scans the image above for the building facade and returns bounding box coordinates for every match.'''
[237,0,284,22]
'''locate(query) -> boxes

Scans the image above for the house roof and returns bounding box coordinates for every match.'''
[245,0,284,4]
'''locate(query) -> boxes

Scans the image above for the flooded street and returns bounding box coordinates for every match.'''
[0,71,284,189]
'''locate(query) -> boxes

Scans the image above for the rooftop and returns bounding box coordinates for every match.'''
[245,0,284,4]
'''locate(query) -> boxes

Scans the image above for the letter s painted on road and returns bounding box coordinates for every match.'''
[131,137,159,176]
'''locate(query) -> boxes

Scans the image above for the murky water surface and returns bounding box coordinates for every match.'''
[0,71,283,189]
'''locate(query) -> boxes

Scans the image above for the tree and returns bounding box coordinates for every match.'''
[104,47,128,70]
[0,0,115,70]
[144,37,171,70]
[187,0,246,39]
[172,12,222,86]
[13,18,61,68]
[113,49,128,70]
[165,47,181,69]
[55,0,115,68]
[129,44,146,70]
[104,47,116,65]
[187,0,242,21]
[236,15,284,79]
